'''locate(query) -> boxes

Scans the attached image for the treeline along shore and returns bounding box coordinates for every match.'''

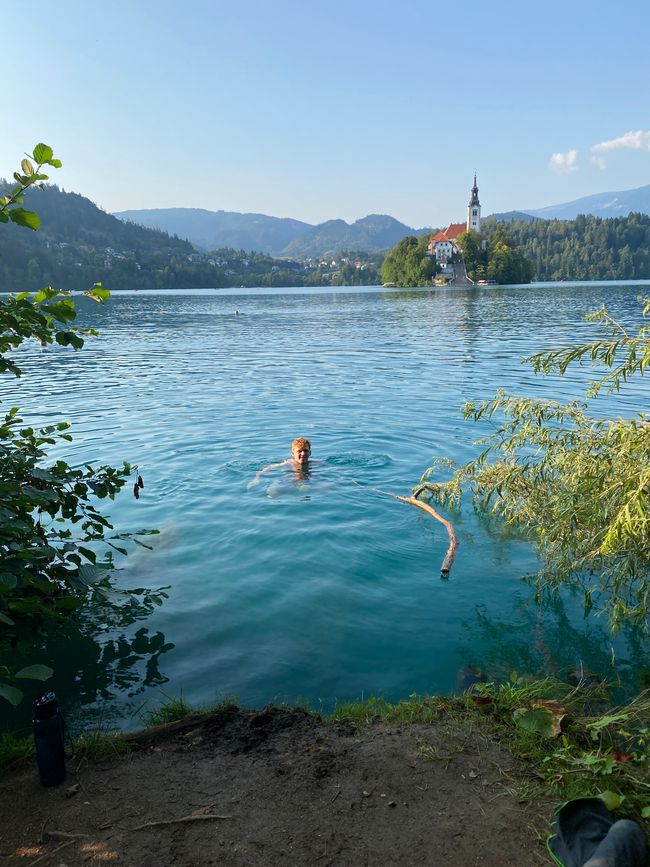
[2,183,650,291]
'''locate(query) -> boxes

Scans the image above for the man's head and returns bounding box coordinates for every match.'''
[291,437,311,466]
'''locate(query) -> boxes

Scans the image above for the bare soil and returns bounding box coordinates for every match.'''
[0,705,555,866]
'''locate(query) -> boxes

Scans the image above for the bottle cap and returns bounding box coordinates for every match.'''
[33,691,59,721]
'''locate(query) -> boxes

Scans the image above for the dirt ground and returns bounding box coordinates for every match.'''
[0,705,556,866]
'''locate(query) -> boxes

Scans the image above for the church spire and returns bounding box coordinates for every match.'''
[468,172,480,207]
[467,172,482,233]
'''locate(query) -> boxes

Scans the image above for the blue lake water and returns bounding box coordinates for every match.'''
[2,282,650,731]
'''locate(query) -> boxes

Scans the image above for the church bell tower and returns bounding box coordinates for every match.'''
[467,172,481,233]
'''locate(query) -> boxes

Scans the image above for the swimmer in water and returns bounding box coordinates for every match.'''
[247,437,312,488]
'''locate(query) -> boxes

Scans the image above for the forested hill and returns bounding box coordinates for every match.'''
[5,184,191,254]
[486,212,650,281]
[0,183,218,291]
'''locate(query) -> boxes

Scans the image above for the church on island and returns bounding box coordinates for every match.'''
[427,174,482,266]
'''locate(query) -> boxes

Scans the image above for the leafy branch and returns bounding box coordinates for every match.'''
[527,298,650,396]
[0,145,163,706]
[0,142,62,231]
[418,301,650,631]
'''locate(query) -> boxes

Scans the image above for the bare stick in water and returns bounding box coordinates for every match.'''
[351,481,459,575]
[392,494,458,575]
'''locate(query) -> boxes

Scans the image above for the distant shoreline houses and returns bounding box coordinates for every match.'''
[427,175,484,265]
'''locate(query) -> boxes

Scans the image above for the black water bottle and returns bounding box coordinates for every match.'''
[32,691,66,786]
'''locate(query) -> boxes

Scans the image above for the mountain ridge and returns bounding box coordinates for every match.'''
[114,207,427,257]
[116,180,650,257]
[521,183,650,221]
[113,207,310,255]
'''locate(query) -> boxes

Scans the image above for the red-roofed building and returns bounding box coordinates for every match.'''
[427,222,468,262]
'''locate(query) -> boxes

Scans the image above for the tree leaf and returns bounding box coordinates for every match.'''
[15,664,53,681]
[0,683,24,706]
[0,573,18,590]
[9,208,40,230]
[21,159,34,177]
[0,611,15,625]
[598,790,624,811]
[33,143,54,163]
[513,706,561,737]
[78,564,110,585]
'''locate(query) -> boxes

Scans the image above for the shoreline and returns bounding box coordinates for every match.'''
[2,685,648,865]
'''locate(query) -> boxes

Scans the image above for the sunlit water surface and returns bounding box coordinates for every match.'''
[3,283,650,731]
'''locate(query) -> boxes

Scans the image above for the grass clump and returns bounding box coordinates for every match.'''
[139,692,240,727]
[0,732,34,766]
[72,728,130,763]
[328,693,456,726]
[140,691,194,727]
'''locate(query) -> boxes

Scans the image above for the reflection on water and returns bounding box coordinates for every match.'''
[458,593,650,702]
[1,283,649,729]
[2,598,175,734]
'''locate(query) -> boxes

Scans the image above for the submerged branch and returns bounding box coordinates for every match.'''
[352,480,459,575]
[393,494,459,575]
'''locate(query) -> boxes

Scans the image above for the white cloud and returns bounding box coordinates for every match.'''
[591,155,606,170]
[549,149,578,175]
[591,129,650,154]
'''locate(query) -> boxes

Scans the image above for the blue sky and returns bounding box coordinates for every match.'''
[4,0,650,227]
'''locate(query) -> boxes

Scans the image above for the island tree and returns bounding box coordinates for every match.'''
[457,225,533,284]
[381,235,438,287]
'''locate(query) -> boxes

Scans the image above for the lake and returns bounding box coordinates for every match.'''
[3,282,650,731]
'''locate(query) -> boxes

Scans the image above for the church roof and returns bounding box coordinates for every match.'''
[429,222,467,248]
[444,222,467,240]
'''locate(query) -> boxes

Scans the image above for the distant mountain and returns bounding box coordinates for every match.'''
[485,211,537,224]
[114,208,311,254]
[114,208,425,259]
[280,214,424,258]
[524,184,650,221]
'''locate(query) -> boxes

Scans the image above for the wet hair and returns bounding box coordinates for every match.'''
[291,437,311,454]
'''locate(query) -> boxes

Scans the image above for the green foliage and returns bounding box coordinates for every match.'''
[456,229,486,277]
[0,731,34,766]
[470,678,650,816]
[418,300,650,631]
[380,235,438,287]
[0,146,164,706]
[487,224,535,284]
[457,226,534,284]
[329,694,447,726]
[483,212,650,281]
[0,142,62,232]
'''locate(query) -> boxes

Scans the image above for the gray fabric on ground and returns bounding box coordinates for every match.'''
[583,819,648,867]
[548,798,647,867]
